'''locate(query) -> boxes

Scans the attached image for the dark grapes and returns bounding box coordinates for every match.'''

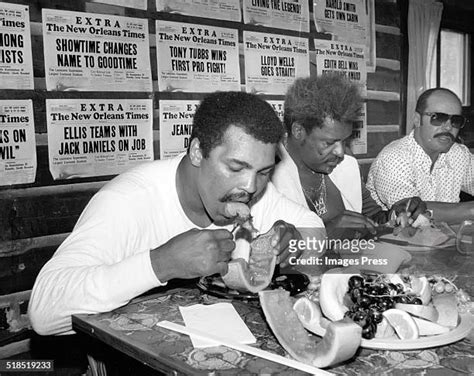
[358,295,372,308]
[351,288,362,303]
[348,276,364,290]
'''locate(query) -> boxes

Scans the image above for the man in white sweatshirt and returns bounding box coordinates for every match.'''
[29,91,325,335]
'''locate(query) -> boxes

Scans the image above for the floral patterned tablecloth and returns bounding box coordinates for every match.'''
[73,247,474,375]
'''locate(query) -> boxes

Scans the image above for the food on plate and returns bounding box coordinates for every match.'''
[411,213,431,228]
[395,303,438,322]
[388,275,432,305]
[432,293,459,328]
[319,269,358,321]
[293,297,330,333]
[386,212,450,247]
[222,226,277,293]
[374,317,395,338]
[382,309,419,340]
[411,317,450,335]
[259,289,361,368]
[313,269,467,341]
[395,225,449,246]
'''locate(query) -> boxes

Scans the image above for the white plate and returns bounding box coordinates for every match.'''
[304,314,473,350]
[379,222,456,252]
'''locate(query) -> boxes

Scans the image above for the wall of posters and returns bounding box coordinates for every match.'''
[350,103,367,155]
[42,9,152,91]
[89,0,147,10]
[0,2,33,90]
[156,0,241,22]
[314,39,366,95]
[156,21,240,92]
[159,100,200,159]
[313,0,367,45]
[243,0,310,32]
[314,40,367,154]
[0,100,36,185]
[244,31,309,95]
[313,0,375,72]
[46,99,153,179]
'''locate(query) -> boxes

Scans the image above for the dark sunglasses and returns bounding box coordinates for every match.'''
[421,112,467,129]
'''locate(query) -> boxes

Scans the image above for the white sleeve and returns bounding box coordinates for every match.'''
[367,152,419,209]
[28,191,164,336]
[461,150,474,196]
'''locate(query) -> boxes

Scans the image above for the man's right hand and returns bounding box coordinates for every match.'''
[326,210,377,240]
[150,228,235,282]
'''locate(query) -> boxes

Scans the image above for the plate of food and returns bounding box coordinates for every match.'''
[291,269,472,350]
[198,272,310,300]
[197,274,259,300]
[378,220,456,251]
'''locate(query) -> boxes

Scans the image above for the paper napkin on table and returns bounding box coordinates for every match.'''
[179,302,256,348]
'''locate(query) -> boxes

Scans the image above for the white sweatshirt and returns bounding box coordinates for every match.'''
[29,155,324,335]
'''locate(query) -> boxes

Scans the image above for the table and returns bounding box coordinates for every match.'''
[72,245,474,376]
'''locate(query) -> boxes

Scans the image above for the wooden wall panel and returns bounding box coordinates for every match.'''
[376,32,401,61]
[0,246,57,295]
[375,0,400,28]
[367,68,400,93]
[367,101,400,125]
[0,191,94,241]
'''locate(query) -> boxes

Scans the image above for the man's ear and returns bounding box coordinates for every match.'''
[291,122,305,140]
[413,112,421,128]
[189,138,203,167]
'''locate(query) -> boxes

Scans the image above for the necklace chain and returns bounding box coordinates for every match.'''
[302,174,327,216]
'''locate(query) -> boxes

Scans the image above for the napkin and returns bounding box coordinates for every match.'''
[179,303,256,348]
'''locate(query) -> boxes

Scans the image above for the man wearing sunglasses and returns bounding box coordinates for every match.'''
[367,88,474,223]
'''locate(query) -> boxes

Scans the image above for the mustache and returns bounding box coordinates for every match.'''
[434,132,455,141]
[220,191,252,203]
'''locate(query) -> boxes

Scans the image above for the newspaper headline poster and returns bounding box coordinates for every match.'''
[159,100,200,159]
[244,31,309,95]
[156,21,240,92]
[350,102,366,154]
[42,9,152,91]
[156,0,241,22]
[243,0,310,33]
[46,99,153,179]
[314,39,367,154]
[313,0,367,46]
[0,2,34,90]
[266,100,285,123]
[89,0,147,10]
[314,39,366,95]
[0,100,36,185]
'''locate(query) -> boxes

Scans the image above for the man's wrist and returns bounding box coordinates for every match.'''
[425,209,434,219]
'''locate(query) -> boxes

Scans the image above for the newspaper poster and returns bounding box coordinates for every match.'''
[0,100,36,186]
[365,0,376,72]
[266,100,285,123]
[0,2,33,90]
[313,39,367,96]
[88,0,147,10]
[243,0,309,33]
[244,31,309,95]
[313,0,367,46]
[156,0,241,22]
[159,100,200,159]
[349,102,366,155]
[156,20,240,92]
[46,99,153,179]
[42,9,152,91]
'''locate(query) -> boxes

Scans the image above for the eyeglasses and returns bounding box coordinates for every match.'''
[421,112,467,129]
